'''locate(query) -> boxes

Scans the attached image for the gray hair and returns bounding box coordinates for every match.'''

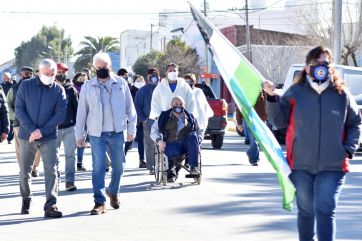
[39,59,57,72]
[171,96,185,106]
[93,52,112,68]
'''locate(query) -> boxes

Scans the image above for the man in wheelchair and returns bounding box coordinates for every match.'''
[151,96,201,183]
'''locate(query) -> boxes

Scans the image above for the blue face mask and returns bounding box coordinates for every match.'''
[172,106,184,114]
[149,75,159,84]
[309,61,330,84]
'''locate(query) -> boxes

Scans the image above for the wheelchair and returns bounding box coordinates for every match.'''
[154,143,202,186]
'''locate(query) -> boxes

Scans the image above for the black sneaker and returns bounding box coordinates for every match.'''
[44,206,62,218]
[245,139,250,145]
[190,166,201,175]
[21,198,32,214]
[105,189,120,209]
[77,165,87,172]
[139,160,147,168]
[90,203,106,215]
[65,182,77,191]
[31,170,39,177]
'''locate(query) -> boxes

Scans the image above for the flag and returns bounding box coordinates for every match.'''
[189,3,295,211]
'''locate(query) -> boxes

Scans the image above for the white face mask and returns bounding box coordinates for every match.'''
[167,71,178,81]
[39,74,55,85]
[134,81,145,89]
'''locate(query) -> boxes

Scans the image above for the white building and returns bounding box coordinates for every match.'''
[120,29,160,71]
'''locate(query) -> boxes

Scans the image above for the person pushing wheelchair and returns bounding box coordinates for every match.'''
[151,96,201,183]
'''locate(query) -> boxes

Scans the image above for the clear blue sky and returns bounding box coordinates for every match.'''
[0,0,286,64]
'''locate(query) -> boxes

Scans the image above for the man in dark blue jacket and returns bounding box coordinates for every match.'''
[15,59,67,218]
[134,68,159,174]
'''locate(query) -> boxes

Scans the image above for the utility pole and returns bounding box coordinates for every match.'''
[245,0,251,62]
[333,0,342,64]
[204,0,209,75]
[150,24,154,52]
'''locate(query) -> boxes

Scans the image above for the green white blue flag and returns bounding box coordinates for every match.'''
[189,3,295,211]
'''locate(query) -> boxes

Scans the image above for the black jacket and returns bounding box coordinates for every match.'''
[158,109,199,142]
[0,93,9,135]
[59,81,78,129]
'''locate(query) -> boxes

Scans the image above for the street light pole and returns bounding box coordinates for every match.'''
[245,0,251,62]
[333,0,342,64]
[204,0,209,75]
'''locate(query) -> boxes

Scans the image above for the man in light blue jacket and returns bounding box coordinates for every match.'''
[75,52,137,215]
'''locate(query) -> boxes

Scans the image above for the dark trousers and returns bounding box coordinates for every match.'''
[7,121,14,142]
[125,125,144,161]
[165,133,199,169]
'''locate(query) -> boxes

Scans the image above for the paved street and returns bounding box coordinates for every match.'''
[0,131,361,241]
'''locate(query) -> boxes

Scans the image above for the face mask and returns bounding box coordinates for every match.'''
[172,106,184,114]
[309,62,330,84]
[55,74,66,82]
[96,68,110,79]
[167,71,178,81]
[39,74,55,86]
[149,75,159,84]
[186,80,194,88]
[134,81,145,89]
[21,75,31,80]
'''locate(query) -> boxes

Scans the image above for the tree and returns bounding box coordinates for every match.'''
[156,38,201,77]
[14,26,73,70]
[73,36,119,72]
[301,0,362,66]
[132,50,160,78]
[132,38,201,78]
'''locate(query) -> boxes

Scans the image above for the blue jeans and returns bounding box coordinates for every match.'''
[290,170,346,241]
[246,127,259,162]
[77,147,85,165]
[56,126,76,183]
[242,119,250,142]
[89,132,125,204]
[165,133,199,168]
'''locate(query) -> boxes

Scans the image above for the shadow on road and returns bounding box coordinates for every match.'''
[175,170,362,239]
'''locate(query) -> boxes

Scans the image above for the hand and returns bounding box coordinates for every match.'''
[1,133,7,141]
[127,134,134,142]
[76,139,86,148]
[263,80,276,96]
[237,124,243,132]
[158,140,166,152]
[31,129,42,140]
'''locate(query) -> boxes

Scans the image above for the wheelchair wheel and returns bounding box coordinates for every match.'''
[195,174,202,185]
[154,146,161,183]
[161,154,168,186]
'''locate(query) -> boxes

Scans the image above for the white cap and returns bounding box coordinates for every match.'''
[3,72,11,78]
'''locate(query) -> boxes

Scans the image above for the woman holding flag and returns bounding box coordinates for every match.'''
[263,46,362,241]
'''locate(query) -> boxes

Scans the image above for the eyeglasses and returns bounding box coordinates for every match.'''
[57,71,67,74]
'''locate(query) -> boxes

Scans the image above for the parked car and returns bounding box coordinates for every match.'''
[195,83,228,149]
